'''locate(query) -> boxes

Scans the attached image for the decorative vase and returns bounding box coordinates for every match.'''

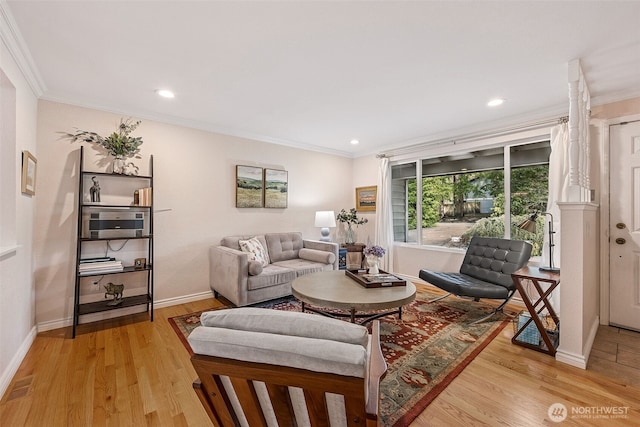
[367,255,380,274]
[345,224,356,244]
[112,156,126,174]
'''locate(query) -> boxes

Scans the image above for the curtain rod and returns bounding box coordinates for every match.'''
[377,115,568,159]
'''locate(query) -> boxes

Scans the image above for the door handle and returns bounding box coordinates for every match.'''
[615,237,626,245]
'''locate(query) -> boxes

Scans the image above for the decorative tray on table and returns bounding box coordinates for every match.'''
[345,269,407,288]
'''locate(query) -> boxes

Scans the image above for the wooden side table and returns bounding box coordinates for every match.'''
[511,266,560,356]
[341,243,366,269]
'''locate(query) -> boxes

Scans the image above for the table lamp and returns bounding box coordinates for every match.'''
[315,211,336,242]
[517,212,560,273]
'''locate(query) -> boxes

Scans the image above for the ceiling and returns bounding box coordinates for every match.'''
[4,1,640,157]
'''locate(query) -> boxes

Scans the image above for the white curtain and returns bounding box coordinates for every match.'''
[546,122,569,313]
[375,157,394,272]
[546,122,569,269]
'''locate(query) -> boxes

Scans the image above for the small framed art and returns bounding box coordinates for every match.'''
[264,168,288,208]
[236,165,264,208]
[21,150,37,196]
[134,257,147,270]
[355,185,376,211]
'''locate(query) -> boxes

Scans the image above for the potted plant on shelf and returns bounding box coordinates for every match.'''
[336,208,368,244]
[63,118,143,174]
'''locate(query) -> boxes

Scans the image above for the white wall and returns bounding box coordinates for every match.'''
[34,101,355,329]
[351,155,378,245]
[0,39,38,397]
[556,203,599,369]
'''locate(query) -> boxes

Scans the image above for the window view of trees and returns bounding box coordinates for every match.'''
[396,141,550,256]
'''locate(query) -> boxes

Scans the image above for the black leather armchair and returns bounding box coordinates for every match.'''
[419,236,532,323]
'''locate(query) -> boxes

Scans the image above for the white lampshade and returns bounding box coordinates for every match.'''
[314,211,336,228]
[315,211,336,242]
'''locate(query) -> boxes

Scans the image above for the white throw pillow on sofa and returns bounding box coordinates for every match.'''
[239,236,269,267]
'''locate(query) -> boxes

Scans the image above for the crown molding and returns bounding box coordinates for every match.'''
[40,93,356,159]
[590,88,640,108]
[0,1,46,97]
[361,102,568,160]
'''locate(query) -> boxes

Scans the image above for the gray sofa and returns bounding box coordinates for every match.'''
[209,232,338,306]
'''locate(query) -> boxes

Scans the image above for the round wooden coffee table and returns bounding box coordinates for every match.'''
[291,270,416,324]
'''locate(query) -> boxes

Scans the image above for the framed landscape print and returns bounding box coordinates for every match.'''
[264,169,288,208]
[21,150,37,195]
[355,185,376,211]
[236,165,263,208]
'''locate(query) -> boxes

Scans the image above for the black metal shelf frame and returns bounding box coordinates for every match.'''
[77,294,152,315]
[72,146,154,338]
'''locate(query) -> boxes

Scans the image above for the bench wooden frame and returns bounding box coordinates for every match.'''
[191,321,387,426]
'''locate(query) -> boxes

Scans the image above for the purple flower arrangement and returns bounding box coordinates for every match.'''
[363,245,386,257]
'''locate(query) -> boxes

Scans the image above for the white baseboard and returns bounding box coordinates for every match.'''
[555,349,588,369]
[0,326,37,400]
[555,315,600,369]
[37,317,70,332]
[401,273,424,283]
[37,290,214,332]
[154,291,212,309]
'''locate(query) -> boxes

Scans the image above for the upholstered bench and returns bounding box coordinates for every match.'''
[188,308,387,426]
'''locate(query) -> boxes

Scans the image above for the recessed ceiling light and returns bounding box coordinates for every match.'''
[350,139,359,145]
[156,89,175,99]
[487,98,505,107]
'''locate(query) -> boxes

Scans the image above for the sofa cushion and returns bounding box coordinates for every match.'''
[248,260,263,276]
[299,248,336,265]
[188,326,367,378]
[239,237,270,267]
[221,235,271,265]
[265,232,303,262]
[199,307,369,347]
[272,259,330,276]
[247,264,296,290]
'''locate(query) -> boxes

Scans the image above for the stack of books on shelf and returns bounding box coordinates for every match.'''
[135,187,152,206]
[79,257,124,275]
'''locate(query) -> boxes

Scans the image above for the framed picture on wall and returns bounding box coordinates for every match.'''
[355,185,376,211]
[236,165,263,208]
[21,150,37,196]
[264,169,288,208]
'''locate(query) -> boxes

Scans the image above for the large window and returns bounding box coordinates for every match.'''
[392,140,550,256]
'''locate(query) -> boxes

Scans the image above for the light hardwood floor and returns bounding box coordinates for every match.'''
[2,286,639,426]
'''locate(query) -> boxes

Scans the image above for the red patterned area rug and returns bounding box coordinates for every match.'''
[169,286,510,427]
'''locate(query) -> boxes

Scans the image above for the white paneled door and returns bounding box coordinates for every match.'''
[610,120,640,331]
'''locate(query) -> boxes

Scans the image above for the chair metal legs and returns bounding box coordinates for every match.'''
[427,290,516,324]
[470,291,516,324]
[427,292,452,303]
[471,307,503,324]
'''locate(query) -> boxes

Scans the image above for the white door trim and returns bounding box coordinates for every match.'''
[599,113,640,326]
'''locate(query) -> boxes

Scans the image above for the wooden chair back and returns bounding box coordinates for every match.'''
[190,320,387,427]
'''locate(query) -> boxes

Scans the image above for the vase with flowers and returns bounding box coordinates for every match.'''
[63,118,144,174]
[363,245,385,274]
[336,208,368,244]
